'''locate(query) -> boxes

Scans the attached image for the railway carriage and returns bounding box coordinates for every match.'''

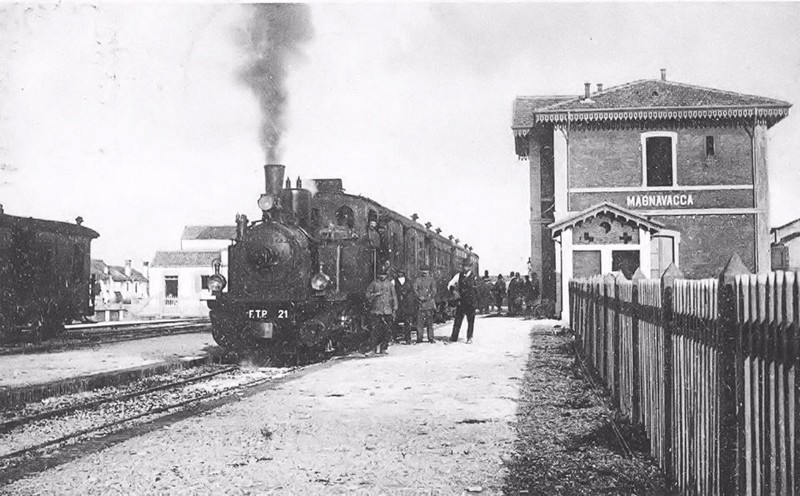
[0,210,99,342]
[207,165,478,361]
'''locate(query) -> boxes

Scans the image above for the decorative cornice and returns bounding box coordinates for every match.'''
[534,106,789,125]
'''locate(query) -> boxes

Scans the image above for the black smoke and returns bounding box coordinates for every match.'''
[238,4,313,163]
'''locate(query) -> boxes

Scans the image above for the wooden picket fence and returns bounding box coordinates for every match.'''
[569,255,799,496]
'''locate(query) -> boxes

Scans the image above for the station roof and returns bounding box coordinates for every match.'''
[513,76,792,136]
[549,202,664,239]
[151,251,221,268]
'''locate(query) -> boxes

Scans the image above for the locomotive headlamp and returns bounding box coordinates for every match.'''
[310,264,331,292]
[208,258,226,292]
[208,273,227,292]
[257,194,274,212]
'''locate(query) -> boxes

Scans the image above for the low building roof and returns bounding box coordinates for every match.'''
[181,226,236,241]
[91,259,148,282]
[549,202,664,239]
[151,250,221,268]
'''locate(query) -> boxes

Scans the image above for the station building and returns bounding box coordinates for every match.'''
[512,70,791,318]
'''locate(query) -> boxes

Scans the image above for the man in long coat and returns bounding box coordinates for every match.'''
[413,265,437,343]
[365,267,397,354]
[448,259,478,344]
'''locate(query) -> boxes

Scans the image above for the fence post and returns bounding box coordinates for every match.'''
[631,268,646,422]
[718,253,749,495]
[661,263,682,478]
[610,274,621,407]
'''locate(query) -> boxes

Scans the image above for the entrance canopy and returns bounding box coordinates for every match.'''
[549,201,663,240]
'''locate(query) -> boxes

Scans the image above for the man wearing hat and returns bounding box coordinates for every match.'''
[413,264,438,343]
[392,269,417,344]
[447,258,479,343]
[365,266,397,354]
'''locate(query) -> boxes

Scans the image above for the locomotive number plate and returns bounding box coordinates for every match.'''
[246,308,291,320]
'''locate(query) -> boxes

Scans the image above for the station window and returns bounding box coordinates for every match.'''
[706,136,715,157]
[641,132,677,187]
[201,275,210,290]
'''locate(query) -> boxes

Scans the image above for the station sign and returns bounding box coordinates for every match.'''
[569,188,753,211]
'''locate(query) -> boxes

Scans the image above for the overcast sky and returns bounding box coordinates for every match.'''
[1,2,798,275]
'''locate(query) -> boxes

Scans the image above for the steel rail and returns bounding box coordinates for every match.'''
[0,370,284,463]
[0,366,238,434]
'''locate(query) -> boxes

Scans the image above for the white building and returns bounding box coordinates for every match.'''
[90,259,150,321]
[139,226,234,319]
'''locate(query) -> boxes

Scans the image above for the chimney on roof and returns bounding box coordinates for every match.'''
[660,68,666,81]
[584,82,591,99]
[596,83,603,93]
[143,261,149,280]
[124,260,132,277]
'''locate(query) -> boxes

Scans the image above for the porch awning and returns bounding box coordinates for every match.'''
[549,201,664,239]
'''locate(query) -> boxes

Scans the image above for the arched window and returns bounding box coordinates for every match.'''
[336,206,355,229]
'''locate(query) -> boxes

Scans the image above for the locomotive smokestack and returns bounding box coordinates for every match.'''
[264,164,285,198]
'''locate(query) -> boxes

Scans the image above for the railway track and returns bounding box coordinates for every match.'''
[0,319,211,355]
[0,364,293,474]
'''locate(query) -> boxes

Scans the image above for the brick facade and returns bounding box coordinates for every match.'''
[512,74,791,319]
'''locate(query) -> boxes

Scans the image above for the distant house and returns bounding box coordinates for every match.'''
[90,259,149,321]
[771,218,800,270]
[140,226,234,319]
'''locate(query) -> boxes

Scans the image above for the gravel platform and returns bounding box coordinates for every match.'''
[2,319,672,495]
[1,317,529,495]
[0,333,217,389]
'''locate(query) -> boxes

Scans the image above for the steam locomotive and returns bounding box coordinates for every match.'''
[0,208,99,342]
[206,164,478,361]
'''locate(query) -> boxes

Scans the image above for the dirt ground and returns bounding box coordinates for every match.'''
[3,316,530,495]
[3,317,670,495]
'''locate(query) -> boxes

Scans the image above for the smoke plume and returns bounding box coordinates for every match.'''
[238,4,313,163]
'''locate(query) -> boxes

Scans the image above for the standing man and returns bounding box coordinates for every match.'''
[448,258,478,344]
[492,274,506,315]
[365,266,397,355]
[413,265,437,343]
[507,272,522,316]
[393,270,416,344]
[522,275,533,314]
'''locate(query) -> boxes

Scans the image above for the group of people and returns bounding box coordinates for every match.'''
[364,258,479,355]
[474,270,540,317]
[498,271,540,316]
[363,259,541,355]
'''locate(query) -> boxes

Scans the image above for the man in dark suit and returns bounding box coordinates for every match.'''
[447,258,478,344]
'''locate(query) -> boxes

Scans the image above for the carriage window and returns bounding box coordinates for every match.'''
[335,206,354,229]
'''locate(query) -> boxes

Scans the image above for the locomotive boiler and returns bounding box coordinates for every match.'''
[207,164,478,362]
